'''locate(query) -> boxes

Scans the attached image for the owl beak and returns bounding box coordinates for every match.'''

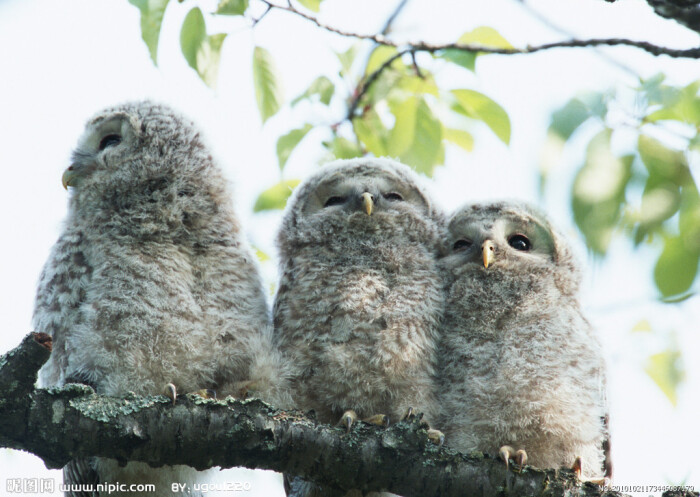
[61,165,80,189]
[482,240,495,268]
[361,192,374,216]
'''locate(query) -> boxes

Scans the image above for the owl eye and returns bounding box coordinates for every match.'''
[98,134,122,151]
[383,192,403,201]
[324,196,347,207]
[453,239,473,252]
[508,234,531,251]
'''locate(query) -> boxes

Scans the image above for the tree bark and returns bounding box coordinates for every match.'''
[0,333,696,497]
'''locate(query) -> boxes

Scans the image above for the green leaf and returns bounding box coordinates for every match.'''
[388,97,443,176]
[365,45,403,76]
[253,46,284,123]
[452,89,511,144]
[291,76,335,106]
[336,43,359,78]
[571,130,633,255]
[645,348,685,406]
[440,50,476,72]
[215,0,248,15]
[654,234,700,298]
[439,26,512,72]
[276,124,313,171]
[129,0,170,65]
[253,179,300,212]
[353,108,388,157]
[646,80,700,125]
[323,136,364,160]
[296,0,323,12]
[630,319,652,333]
[253,246,270,262]
[458,26,513,49]
[549,98,591,140]
[180,8,227,88]
[444,128,474,152]
[180,7,206,69]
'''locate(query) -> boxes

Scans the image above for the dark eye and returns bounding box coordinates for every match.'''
[98,134,121,151]
[508,234,531,251]
[383,192,403,201]
[324,196,346,207]
[453,239,473,252]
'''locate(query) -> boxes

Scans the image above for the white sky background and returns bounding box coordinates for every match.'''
[0,0,698,495]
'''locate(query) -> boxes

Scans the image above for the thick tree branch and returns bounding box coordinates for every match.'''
[0,333,696,497]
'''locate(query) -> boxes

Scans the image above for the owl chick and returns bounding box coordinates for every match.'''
[33,101,273,496]
[273,158,445,496]
[437,201,611,481]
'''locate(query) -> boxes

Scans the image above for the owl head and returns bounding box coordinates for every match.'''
[277,158,444,254]
[63,101,235,238]
[441,201,581,297]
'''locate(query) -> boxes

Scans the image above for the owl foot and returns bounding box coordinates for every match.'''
[427,429,445,446]
[164,383,177,405]
[338,410,358,433]
[163,383,216,405]
[572,456,582,479]
[499,445,527,471]
[570,457,607,485]
[337,410,390,433]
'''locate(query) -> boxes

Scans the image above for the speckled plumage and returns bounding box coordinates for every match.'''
[33,101,273,496]
[273,158,445,497]
[437,201,609,479]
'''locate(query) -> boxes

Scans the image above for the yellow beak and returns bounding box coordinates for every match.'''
[482,240,495,268]
[362,192,374,216]
[62,166,78,189]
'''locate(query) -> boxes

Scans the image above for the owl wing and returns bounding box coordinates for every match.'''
[33,230,92,388]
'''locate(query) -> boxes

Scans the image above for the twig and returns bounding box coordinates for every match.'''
[381,0,410,35]
[257,0,700,59]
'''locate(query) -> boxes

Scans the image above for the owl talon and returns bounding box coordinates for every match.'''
[572,456,582,479]
[427,429,445,446]
[164,383,177,405]
[338,410,358,433]
[363,414,390,427]
[189,388,217,400]
[401,406,415,421]
[499,445,527,471]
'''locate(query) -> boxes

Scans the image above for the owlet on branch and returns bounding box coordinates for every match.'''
[33,101,278,496]
[273,158,446,496]
[437,200,611,481]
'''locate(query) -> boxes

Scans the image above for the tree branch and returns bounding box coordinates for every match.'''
[0,333,696,497]
[258,0,700,59]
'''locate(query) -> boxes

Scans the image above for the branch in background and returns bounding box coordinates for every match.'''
[3,333,697,497]
[257,0,700,59]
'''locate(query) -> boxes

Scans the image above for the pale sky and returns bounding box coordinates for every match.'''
[0,0,698,495]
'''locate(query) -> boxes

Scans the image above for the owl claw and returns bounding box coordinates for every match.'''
[363,414,390,427]
[338,410,358,433]
[499,445,527,471]
[572,456,582,479]
[401,406,415,421]
[427,429,445,446]
[164,383,177,405]
[189,388,217,400]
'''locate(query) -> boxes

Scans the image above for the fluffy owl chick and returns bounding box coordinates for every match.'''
[273,158,445,496]
[437,201,610,481]
[33,101,273,496]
